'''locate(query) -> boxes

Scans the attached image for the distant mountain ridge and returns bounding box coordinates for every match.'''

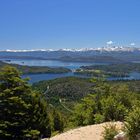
[1,46,140,52]
[0,46,140,62]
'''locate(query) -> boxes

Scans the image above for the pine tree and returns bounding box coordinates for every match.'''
[0,66,51,140]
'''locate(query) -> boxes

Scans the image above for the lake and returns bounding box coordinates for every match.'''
[22,72,89,83]
[3,59,140,83]
[22,72,140,83]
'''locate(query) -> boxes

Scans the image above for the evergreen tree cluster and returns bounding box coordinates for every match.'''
[0,66,64,140]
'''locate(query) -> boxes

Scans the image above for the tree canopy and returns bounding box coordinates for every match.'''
[0,66,51,140]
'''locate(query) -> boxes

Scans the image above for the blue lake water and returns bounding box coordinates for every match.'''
[108,72,140,81]
[22,72,140,83]
[2,59,140,83]
[22,73,89,83]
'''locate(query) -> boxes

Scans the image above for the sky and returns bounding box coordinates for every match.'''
[0,0,140,50]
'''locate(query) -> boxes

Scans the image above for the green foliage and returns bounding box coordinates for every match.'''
[72,80,140,126]
[22,129,40,140]
[72,94,96,126]
[51,110,64,132]
[94,113,105,124]
[81,63,140,78]
[125,106,140,140]
[101,96,126,121]
[102,123,119,140]
[0,66,51,139]
[33,77,94,116]
[33,77,140,132]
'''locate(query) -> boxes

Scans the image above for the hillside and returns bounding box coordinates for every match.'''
[33,78,140,104]
[33,78,140,120]
[32,77,94,114]
[0,61,71,74]
[42,122,123,140]
[33,77,93,101]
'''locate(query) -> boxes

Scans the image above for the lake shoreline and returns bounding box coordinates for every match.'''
[2,59,140,83]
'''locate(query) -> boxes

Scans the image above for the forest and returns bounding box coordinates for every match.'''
[75,63,140,78]
[0,66,140,140]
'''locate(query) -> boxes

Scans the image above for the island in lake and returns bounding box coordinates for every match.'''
[74,63,140,78]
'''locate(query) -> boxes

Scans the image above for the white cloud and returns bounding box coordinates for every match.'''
[106,41,113,45]
[130,43,135,46]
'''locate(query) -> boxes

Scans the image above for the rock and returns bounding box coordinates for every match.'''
[114,132,128,140]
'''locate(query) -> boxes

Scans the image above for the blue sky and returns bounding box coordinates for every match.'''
[0,0,140,50]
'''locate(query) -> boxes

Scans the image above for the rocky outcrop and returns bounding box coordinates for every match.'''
[42,122,123,140]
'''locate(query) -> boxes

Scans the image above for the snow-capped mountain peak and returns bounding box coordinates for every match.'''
[1,46,140,52]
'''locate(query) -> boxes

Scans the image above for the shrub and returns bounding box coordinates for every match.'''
[94,113,105,124]
[125,106,140,140]
[102,123,119,140]
[101,96,127,121]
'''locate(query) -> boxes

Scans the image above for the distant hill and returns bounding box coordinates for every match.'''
[0,61,71,74]
[56,56,124,63]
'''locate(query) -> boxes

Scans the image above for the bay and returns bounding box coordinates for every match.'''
[3,59,140,83]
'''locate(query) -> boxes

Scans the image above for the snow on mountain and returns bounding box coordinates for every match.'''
[3,49,54,52]
[1,46,140,52]
[98,46,139,52]
[55,46,140,52]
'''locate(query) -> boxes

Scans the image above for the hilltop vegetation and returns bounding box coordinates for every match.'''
[33,78,140,112]
[0,66,65,140]
[33,78,140,108]
[33,77,94,115]
[33,77,140,139]
[1,66,140,140]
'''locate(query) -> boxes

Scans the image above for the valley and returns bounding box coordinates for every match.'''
[1,1,140,139]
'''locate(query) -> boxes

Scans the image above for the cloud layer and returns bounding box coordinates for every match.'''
[130,43,135,46]
[106,41,113,45]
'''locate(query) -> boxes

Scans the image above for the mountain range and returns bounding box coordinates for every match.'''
[0,46,140,63]
[1,46,140,52]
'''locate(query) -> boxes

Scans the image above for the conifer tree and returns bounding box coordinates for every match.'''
[0,66,51,140]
